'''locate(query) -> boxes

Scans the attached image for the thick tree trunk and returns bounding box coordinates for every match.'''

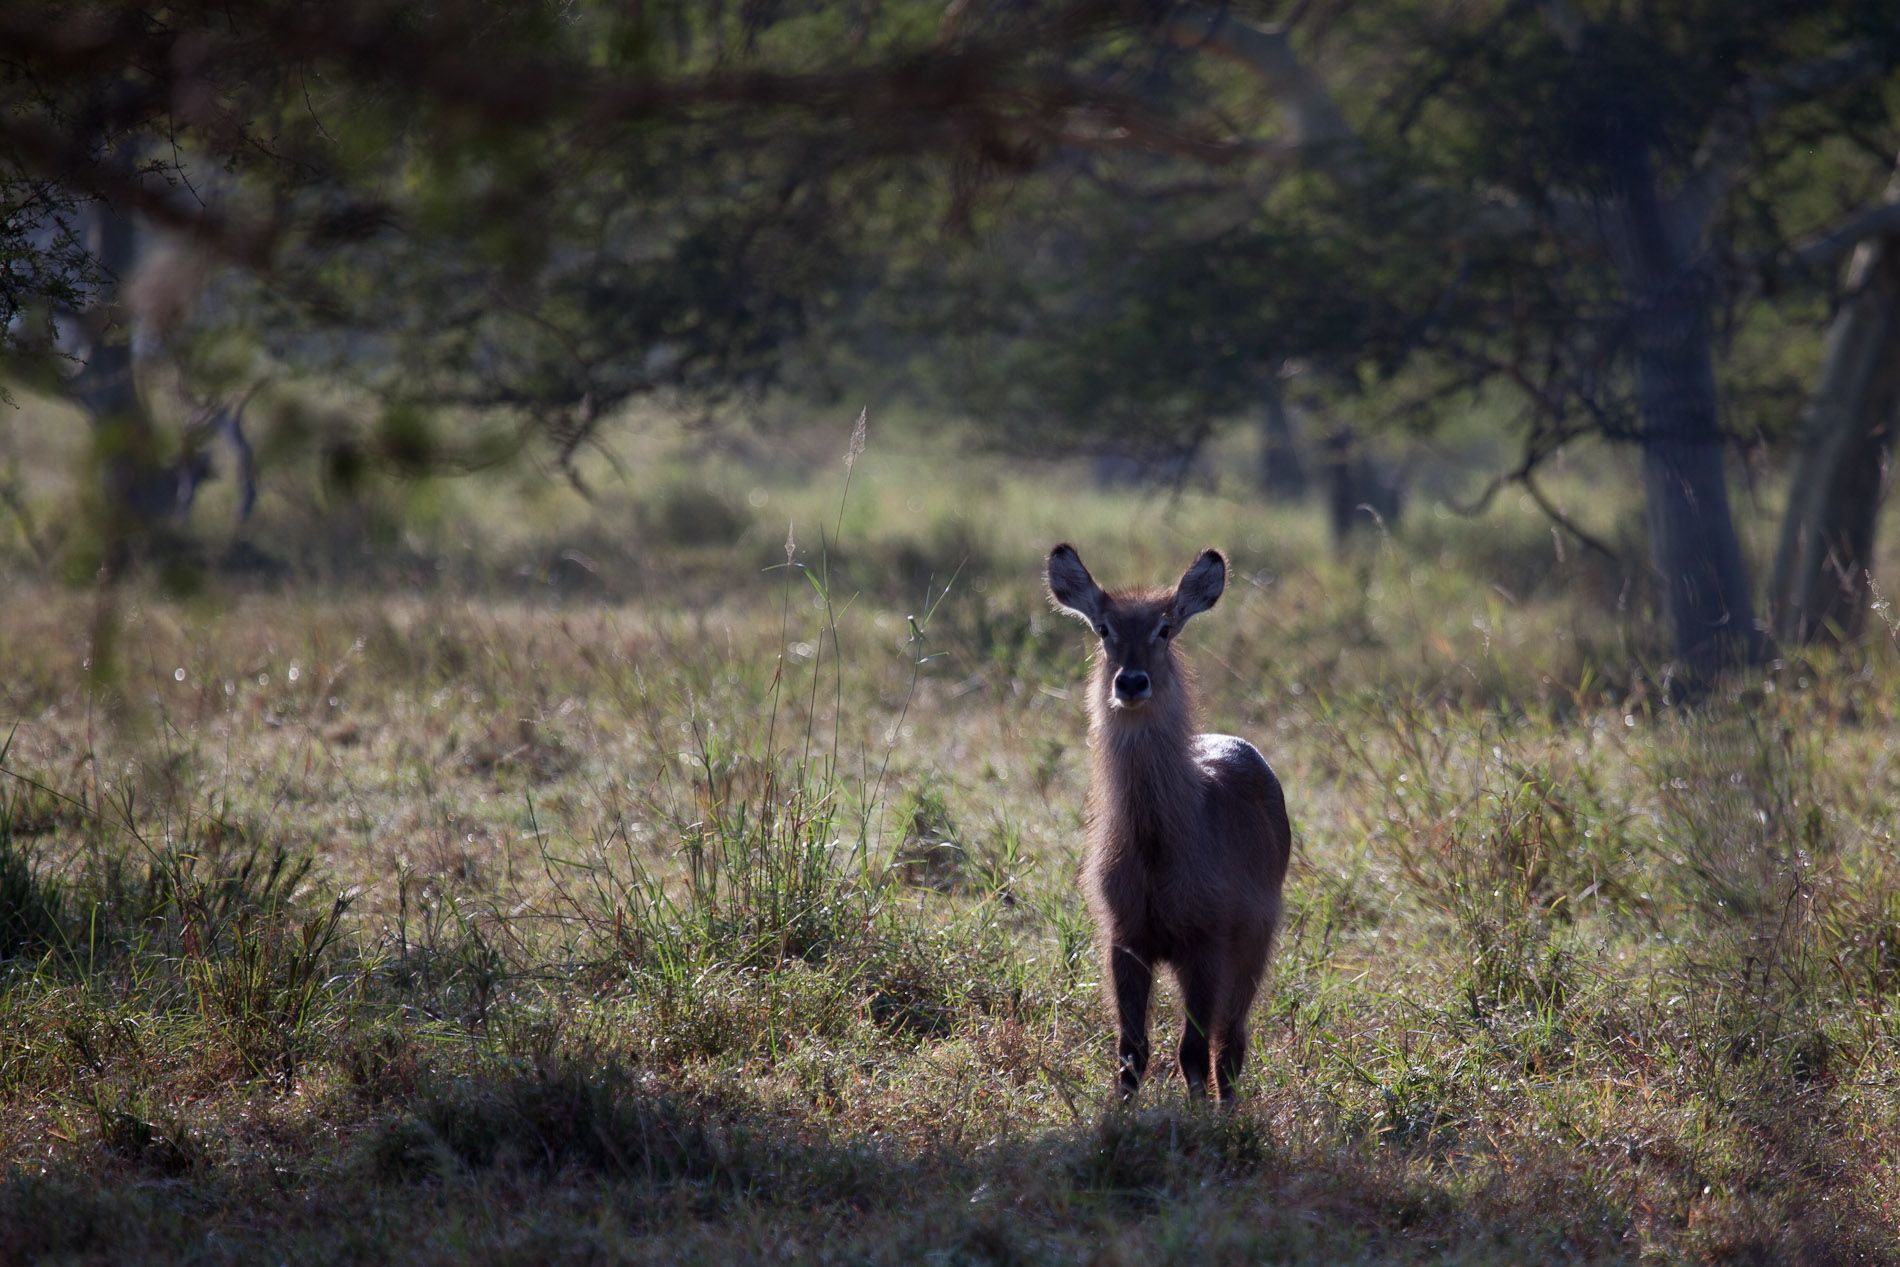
[1630,299,1761,670]
[1768,177,1900,644]
[1604,141,1762,673]
[1162,5,1761,670]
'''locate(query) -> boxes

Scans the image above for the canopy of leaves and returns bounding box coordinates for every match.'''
[900,0,1900,462]
[1,2,1203,445]
[2,0,1898,469]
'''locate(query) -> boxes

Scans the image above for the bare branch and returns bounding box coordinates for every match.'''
[1523,468,1619,562]
[1785,200,1900,274]
[1441,436,1620,563]
[1152,3,1357,152]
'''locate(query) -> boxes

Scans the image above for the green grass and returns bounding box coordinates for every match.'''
[1,399,1899,1261]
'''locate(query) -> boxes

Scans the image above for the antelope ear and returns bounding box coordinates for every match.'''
[1170,548,1226,623]
[1046,543,1107,626]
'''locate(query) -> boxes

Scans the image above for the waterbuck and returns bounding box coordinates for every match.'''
[1045,543,1291,1103]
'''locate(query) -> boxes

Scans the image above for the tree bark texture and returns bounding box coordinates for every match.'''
[1769,174,1900,644]
[1603,140,1762,672]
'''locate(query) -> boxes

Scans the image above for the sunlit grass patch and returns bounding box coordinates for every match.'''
[1,414,1900,1259]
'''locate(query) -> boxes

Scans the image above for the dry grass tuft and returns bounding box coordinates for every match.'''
[1,406,1898,1261]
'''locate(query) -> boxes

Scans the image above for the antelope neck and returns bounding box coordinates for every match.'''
[1092,693,1200,849]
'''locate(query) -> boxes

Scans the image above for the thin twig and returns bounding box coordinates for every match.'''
[1521,469,1619,563]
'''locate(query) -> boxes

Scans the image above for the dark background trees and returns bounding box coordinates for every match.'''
[5,0,1900,667]
[917,1,1900,672]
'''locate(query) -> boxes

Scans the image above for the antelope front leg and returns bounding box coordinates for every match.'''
[1175,955,1220,1099]
[1108,945,1153,1101]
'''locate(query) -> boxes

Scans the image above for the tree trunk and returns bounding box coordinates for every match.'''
[1320,424,1403,548]
[70,190,177,551]
[1768,175,1900,644]
[1604,139,1762,673]
[1629,297,1762,671]
[1161,5,1763,672]
[1257,376,1308,498]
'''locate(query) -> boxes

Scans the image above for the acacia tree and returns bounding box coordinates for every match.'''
[1,0,1200,528]
[7,0,1900,668]
[936,1,1900,673]
[1453,2,1900,664]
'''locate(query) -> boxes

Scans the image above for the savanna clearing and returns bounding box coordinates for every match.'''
[3,404,1900,1263]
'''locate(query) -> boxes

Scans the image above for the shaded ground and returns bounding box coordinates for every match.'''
[2,423,1899,1263]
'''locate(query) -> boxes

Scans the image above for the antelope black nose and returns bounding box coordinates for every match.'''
[1114,670,1151,700]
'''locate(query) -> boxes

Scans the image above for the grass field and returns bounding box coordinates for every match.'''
[3,400,1900,1263]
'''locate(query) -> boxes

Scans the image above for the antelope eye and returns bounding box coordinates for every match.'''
[1093,623,1108,637]
[1156,624,1171,641]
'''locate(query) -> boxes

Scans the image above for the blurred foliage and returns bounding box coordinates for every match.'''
[0,0,1897,483]
[1,0,1210,468]
[902,0,1900,471]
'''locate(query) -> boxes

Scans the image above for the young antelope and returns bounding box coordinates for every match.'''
[1046,543,1291,1102]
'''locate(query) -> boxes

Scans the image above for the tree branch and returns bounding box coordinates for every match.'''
[6,5,1261,274]
[1442,444,1619,564]
[1676,30,1900,242]
[1034,104,1277,165]
[0,114,277,267]
[1785,200,1900,274]
[1522,467,1619,562]
[1151,3,1357,152]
